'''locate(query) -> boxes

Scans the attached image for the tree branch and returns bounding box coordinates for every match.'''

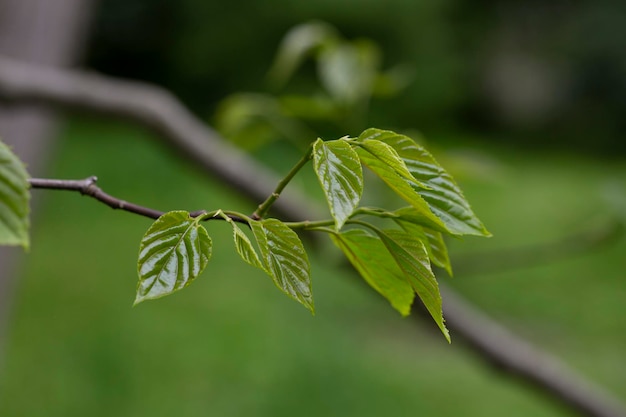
[0,55,313,221]
[438,286,626,417]
[28,177,247,224]
[454,220,625,276]
[2,55,625,417]
[29,176,164,219]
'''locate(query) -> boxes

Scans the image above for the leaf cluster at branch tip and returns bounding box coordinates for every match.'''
[129,129,489,340]
[0,129,489,341]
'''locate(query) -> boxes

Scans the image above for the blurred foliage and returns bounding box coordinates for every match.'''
[88,0,626,153]
[214,21,413,150]
[211,21,506,195]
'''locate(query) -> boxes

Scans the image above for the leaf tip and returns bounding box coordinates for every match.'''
[132,294,146,307]
[298,294,316,315]
[443,328,451,344]
[395,302,412,317]
[19,237,30,252]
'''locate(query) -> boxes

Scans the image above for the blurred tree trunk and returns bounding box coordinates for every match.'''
[0,0,96,358]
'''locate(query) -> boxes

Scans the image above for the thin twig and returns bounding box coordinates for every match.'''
[252,143,313,220]
[2,56,625,417]
[28,177,248,224]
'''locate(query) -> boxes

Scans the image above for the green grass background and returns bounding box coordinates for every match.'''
[1,119,625,416]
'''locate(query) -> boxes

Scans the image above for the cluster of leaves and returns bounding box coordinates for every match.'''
[215,21,413,150]
[133,128,489,342]
[0,128,489,341]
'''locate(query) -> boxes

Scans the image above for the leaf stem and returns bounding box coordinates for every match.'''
[252,143,314,220]
[283,219,336,230]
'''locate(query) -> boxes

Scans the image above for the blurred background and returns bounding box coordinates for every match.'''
[1,0,625,416]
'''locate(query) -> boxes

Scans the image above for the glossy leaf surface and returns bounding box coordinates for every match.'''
[373,227,449,341]
[396,219,452,276]
[0,140,30,248]
[251,219,314,313]
[136,211,212,304]
[356,139,416,182]
[228,218,265,271]
[356,143,447,232]
[330,229,414,316]
[360,128,490,236]
[313,138,363,229]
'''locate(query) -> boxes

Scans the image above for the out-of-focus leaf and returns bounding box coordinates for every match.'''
[268,21,338,88]
[136,211,212,304]
[251,219,314,313]
[330,229,414,316]
[214,93,311,150]
[214,94,280,149]
[279,94,338,121]
[313,138,363,229]
[0,140,30,249]
[372,64,415,97]
[360,128,490,236]
[373,227,449,342]
[318,40,379,105]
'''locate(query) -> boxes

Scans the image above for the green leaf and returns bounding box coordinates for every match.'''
[372,64,414,97]
[330,229,415,316]
[136,211,212,304]
[356,139,416,182]
[372,227,449,342]
[355,142,447,233]
[313,138,363,229]
[214,93,311,150]
[225,217,265,271]
[279,94,338,121]
[423,228,452,276]
[0,140,30,249]
[318,40,379,105]
[357,206,448,235]
[268,21,338,88]
[360,128,490,236]
[395,217,453,276]
[251,219,314,313]
[214,94,281,149]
